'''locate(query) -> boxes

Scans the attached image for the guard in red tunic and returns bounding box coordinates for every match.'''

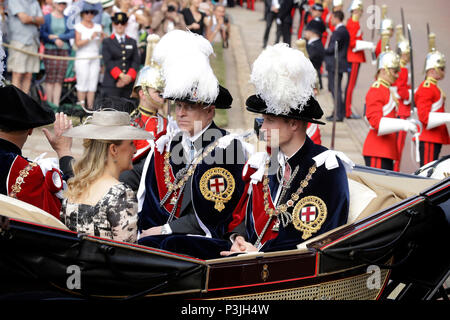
[344,0,365,119]
[392,25,412,172]
[130,34,168,163]
[415,32,450,166]
[0,85,64,219]
[374,5,394,58]
[362,31,418,170]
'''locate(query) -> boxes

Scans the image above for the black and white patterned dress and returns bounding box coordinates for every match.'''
[61,183,138,243]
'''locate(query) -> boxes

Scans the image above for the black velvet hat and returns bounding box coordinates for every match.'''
[0,85,55,130]
[166,84,233,109]
[246,94,325,125]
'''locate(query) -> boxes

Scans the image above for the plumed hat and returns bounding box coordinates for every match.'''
[0,85,55,130]
[246,44,324,124]
[152,30,232,109]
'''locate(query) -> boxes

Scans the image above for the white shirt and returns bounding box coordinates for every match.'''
[272,140,305,206]
[334,22,344,30]
[181,121,213,162]
[308,37,320,45]
[74,22,102,57]
[114,32,126,44]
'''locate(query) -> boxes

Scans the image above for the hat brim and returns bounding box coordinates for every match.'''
[0,85,55,130]
[63,124,153,140]
[246,95,325,125]
[165,85,233,109]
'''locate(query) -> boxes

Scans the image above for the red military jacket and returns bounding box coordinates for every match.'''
[392,64,411,119]
[307,122,321,145]
[375,38,381,58]
[346,16,366,63]
[362,78,399,160]
[132,111,168,162]
[415,77,450,145]
[0,139,63,219]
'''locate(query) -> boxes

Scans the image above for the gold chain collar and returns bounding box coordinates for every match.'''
[254,160,317,247]
[162,138,222,205]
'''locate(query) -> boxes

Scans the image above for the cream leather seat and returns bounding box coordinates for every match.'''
[0,194,68,230]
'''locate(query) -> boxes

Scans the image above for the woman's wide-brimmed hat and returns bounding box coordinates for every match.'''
[63,110,153,140]
[81,1,99,14]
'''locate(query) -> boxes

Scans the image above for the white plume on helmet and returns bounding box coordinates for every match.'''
[152,30,219,105]
[250,43,316,116]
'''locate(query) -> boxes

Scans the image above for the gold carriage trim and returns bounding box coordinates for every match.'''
[292,196,327,240]
[199,167,235,212]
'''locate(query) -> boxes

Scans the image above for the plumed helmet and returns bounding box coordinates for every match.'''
[380,5,394,32]
[377,30,400,71]
[333,0,343,8]
[425,33,446,71]
[395,25,410,55]
[349,0,363,11]
[132,34,165,97]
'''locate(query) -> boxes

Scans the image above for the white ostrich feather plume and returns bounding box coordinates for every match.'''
[153,30,218,104]
[250,43,316,115]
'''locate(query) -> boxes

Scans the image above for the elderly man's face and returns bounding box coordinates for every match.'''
[175,101,215,136]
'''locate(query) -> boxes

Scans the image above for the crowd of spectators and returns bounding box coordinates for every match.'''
[0,0,231,110]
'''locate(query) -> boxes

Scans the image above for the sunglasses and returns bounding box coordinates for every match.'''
[113,21,127,25]
[83,10,97,15]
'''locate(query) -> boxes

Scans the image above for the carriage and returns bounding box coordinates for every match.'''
[0,164,449,301]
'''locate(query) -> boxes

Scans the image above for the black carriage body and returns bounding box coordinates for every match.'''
[0,170,449,300]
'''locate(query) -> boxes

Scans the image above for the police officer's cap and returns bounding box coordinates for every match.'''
[112,12,129,24]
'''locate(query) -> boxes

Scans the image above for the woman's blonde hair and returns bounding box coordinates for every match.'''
[65,139,123,202]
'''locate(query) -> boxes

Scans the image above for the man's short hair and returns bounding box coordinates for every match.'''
[333,10,345,22]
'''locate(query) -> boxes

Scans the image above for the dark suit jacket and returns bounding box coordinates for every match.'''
[324,24,349,73]
[306,38,325,71]
[101,34,140,88]
[278,0,294,24]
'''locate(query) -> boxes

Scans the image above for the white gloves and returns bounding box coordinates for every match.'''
[427,112,450,130]
[353,40,375,52]
[378,117,418,136]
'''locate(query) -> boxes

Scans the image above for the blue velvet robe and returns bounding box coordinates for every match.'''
[137,122,247,256]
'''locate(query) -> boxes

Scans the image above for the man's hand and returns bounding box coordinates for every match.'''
[140,226,163,237]
[220,236,258,256]
[42,112,73,158]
